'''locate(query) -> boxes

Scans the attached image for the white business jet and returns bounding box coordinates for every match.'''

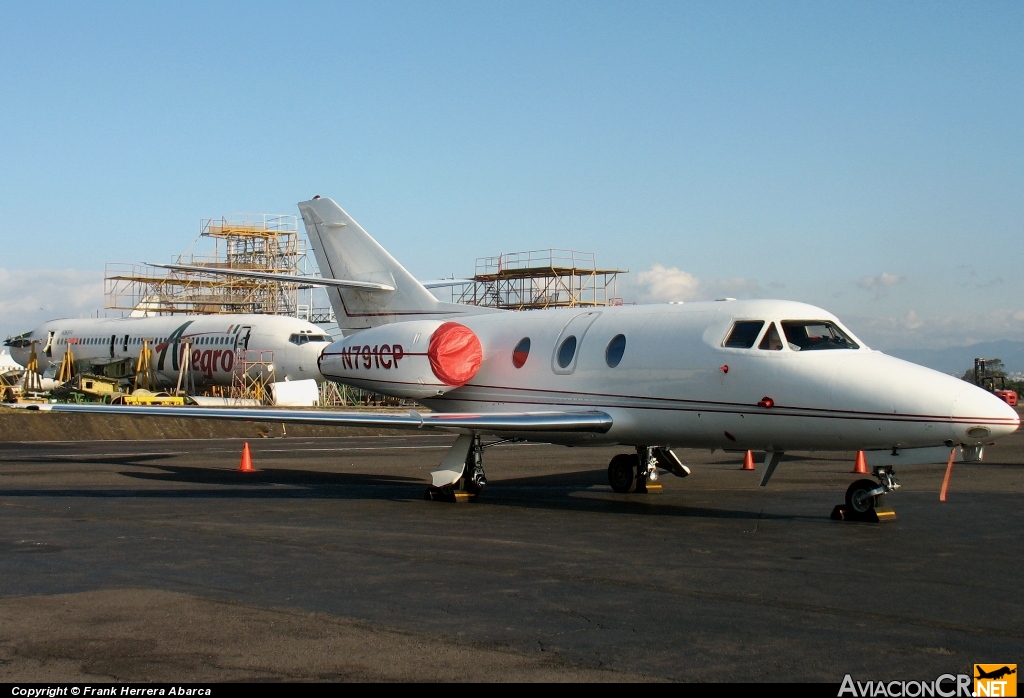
[36,197,1020,514]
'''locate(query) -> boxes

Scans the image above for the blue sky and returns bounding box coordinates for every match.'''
[1,1,1022,350]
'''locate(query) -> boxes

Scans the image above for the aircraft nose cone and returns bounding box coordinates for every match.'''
[951,383,1020,443]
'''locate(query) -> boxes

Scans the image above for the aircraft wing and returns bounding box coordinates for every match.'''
[145,262,395,291]
[28,403,613,434]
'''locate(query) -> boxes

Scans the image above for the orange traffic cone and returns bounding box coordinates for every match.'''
[238,442,256,473]
[742,450,756,471]
[852,451,868,474]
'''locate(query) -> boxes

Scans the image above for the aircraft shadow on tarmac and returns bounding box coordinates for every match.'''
[4,454,179,466]
[0,462,806,521]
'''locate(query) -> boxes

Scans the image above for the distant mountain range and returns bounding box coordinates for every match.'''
[884,340,1024,376]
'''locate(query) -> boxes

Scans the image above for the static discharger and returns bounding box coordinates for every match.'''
[238,442,256,473]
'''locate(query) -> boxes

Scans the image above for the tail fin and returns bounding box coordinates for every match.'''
[298,197,498,332]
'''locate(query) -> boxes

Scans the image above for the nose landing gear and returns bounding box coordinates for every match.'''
[833,466,899,522]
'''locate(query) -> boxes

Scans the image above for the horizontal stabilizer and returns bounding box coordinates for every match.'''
[26,404,613,434]
[146,262,395,291]
[420,279,476,289]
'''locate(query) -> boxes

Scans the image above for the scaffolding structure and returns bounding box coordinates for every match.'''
[231,349,275,405]
[105,214,319,316]
[444,249,626,310]
[318,380,410,407]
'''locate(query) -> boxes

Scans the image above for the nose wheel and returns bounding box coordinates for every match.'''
[834,466,900,522]
[845,479,881,514]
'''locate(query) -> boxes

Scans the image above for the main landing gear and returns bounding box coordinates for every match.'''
[607,446,690,493]
[832,466,900,522]
[425,434,509,503]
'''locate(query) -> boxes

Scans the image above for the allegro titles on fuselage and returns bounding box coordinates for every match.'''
[6,314,331,388]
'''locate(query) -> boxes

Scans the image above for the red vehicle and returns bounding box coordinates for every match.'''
[974,358,1019,406]
[994,389,1018,407]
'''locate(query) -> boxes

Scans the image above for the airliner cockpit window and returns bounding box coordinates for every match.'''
[723,321,765,348]
[781,321,859,351]
[758,323,783,351]
[289,333,332,345]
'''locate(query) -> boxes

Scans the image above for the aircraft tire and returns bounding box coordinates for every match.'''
[845,479,879,514]
[608,454,638,493]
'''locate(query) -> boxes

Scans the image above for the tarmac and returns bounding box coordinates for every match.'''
[1,416,1022,682]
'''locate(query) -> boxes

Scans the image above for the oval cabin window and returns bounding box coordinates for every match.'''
[512,337,531,368]
[605,334,626,367]
[556,336,577,369]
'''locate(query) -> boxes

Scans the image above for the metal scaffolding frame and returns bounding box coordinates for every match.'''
[231,349,276,405]
[443,249,625,310]
[105,214,319,317]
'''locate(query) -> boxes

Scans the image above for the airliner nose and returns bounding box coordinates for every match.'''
[951,383,1020,444]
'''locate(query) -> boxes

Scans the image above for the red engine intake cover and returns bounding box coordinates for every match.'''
[428,322,482,386]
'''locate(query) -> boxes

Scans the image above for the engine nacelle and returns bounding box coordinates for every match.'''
[318,320,483,399]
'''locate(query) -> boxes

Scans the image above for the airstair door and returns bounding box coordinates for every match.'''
[236,326,252,351]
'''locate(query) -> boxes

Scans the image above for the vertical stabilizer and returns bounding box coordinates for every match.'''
[298,197,498,332]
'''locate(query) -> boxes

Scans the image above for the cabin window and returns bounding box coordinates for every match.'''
[605,334,626,367]
[758,323,784,351]
[512,337,530,368]
[724,321,765,348]
[781,321,859,351]
[556,336,577,369]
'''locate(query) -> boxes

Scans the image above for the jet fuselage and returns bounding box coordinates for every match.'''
[318,298,1020,451]
[8,314,330,388]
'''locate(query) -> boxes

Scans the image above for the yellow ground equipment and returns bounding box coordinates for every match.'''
[134,340,157,392]
[55,374,123,403]
[22,342,42,393]
[110,391,185,406]
[56,341,77,383]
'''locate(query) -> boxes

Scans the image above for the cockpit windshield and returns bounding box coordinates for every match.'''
[289,333,333,345]
[723,321,765,348]
[781,321,859,351]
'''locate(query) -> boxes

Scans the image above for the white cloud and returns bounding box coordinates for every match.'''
[857,272,904,291]
[0,268,104,340]
[633,263,759,303]
[845,307,1024,351]
[635,264,701,301]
